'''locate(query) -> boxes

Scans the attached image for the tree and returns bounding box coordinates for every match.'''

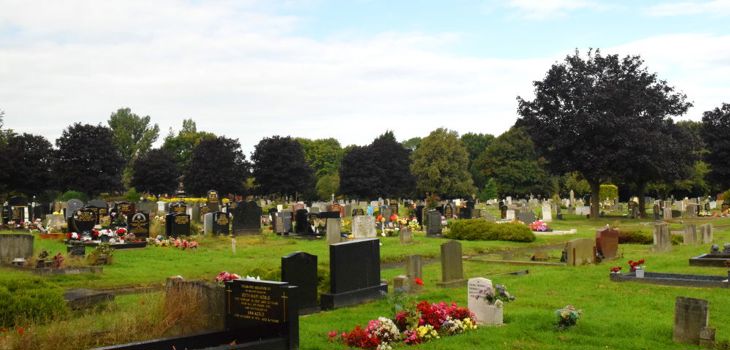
[251,136,313,198]
[401,137,422,151]
[0,133,54,197]
[296,138,343,177]
[339,145,379,198]
[184,136,249,196]
[131,149,179,196]
[316,173,340,200]
[53,123,125,195]
[701,103,730,191]
[162,119,216,172]
[517,49,692,218]
[108,108,160,187]
[460,133,494,188]
[473,128,548,197]
[410,128,475,198]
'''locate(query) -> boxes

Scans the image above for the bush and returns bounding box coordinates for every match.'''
[58,190,88,202]
[0,279,68,327]
[446,219,535,242]
[617,230,653,244]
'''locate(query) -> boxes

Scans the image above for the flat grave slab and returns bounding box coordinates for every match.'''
[610,271,728,288]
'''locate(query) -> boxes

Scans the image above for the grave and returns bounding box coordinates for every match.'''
[653,223,672,251]
[542,203,552,222]
[406,255,423,292]
[64,288,114,310]
[610,271,729,288]
[325,218,341,245]
[426,210,442,236]
[663,200,673,220]
[169,213,191,237]
[294,209,309,234]
[467,277,503,325]
[127,212,150,239]
[701,224,713,244]
[674,297,709,345]
[72,208,97,233]
[231,201,262,235]
[517,210,536,224]
[213,212,231,235]
[437,241,466,287]
[351,215,376,239]
[203,213,214,235]
[66,199,84,219]
[281,252,319,314]
[67,243,85,257]
[320,238,388,310]
[683,224,698,245]
[399,227,413,244]
[0,234,34,263]
[596,227,619,260]
[564,238,595,266]
[505,209,515,221]
[87,199,109,224]
[169,201,186,215]
[689,244,730,267]
[206,190,220,212]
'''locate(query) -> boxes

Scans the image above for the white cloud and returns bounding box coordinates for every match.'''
[645,0,730,17]
[505,0,600,19]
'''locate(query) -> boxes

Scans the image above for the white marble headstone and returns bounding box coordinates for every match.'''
[542,203,552,222]
[505,210,515,221]
[467,277,503,325]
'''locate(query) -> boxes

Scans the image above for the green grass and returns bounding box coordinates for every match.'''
[3,215,730,349]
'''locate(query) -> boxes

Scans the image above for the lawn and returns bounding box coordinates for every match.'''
[2,214,729,349]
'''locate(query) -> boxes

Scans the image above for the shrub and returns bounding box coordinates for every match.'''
[446,219,535,242]
[58,190,88,202]
[0,279,68,327]
[617,230,653,244]
[599,184,618,201]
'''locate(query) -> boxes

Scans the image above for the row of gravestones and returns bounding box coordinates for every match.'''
[67,206,152,240]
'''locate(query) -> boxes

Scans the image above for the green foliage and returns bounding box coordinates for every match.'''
[296,138,344,177]
[185,136,250,196]
[316,173,340,200]
[410,128,475,198]
[131,148,180,195]
[0,278,68,327]
[473,127,549,197]
[461,132,494,188]
[107,107,160,188]
[563,172,591,197]
[446,219,536,242]
[617,230,653,244]
[599,184,618,201]
[162,119,216,172]
[58,190,88,202]
[477,178,499,201]
[252,136,314,198]
[124,187,141,202]
[0,133,54,197]
[401,137,421,151]
[702,103,730,191]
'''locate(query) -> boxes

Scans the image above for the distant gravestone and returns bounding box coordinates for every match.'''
[654,223,672,251]
[73,208,97,233]
[468,277,503,325]
[596,227,619,260]
[542,203,552,222]
[321,238,388,309]
[674,297,709,345]
[352,215,376,239]
[281,211,293,233]
[213,212,230,235]
[170,213,191,237]
[663,201,673,220]
[127,212,150,239]
[437,241,465,287]
[565,238,595,266]
[517,210,536,224]
[575,206,591,216]
[683,224,699,245]
[294,209,309,234]
[482,211,497,222]
[444,204,454,219]
[505,209,515,221]
[116,201,135,217]
[700,224,713,244]
[415,205,425,225]
[281,252,319,314]
[231,201,262,235]
[427,211,442,236]
[67,243,85,257]
[203,212,214,235]
[169,201,186,215]
[190,203,201,223]
[399,227,413,244]
[406,255,423,286]
[87,199,108,224]
[66,199,84,219]
[326,218,342,245]
[206,190,220,212]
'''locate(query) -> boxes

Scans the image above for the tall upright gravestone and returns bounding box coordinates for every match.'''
[206,190,220,212]
[231,201,262,235]
[654,222,672,252]
[674,297,709,345]
[213,212,230,235]
[281,252,319,314]
[127,212,150,239]
[427,210,442,236]
[66,199,84,220]
[437,241,465,287]
[321,238,388,310]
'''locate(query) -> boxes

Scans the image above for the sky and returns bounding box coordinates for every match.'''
[1,0,729,155]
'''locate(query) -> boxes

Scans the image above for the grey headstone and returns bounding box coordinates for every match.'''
[683,224,698,245]
[203,213,214,235]
[564,238,595,266]
[66,199,84,219]
[399,227,413,244]
[653,223,672,252]
[326,218,342,245]
[427,210,442,236]
[674,297,709,345]
[352,215,376,239]
[701,224,713,244]
[437,240,465,287]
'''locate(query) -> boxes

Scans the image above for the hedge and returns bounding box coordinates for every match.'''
[0,279,69,327]
[446,219,536,242]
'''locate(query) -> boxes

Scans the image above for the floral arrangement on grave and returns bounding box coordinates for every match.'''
[609,266,622,274]
[628,259,645,272]
[88,244,114,265]
[331,301,477,349]
[215,271,241,283]
[473,283,515,308]
[529,220,549,232]
[147,235,199,249]
[555,305,581,330]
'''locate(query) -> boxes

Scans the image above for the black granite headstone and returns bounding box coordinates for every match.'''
[127,212,150,239]
[87,199,109,224]
[170,213,191,237]
[318,211,340,219]
[281,252,318,314]
[116,201,135,217]
[169,201,187,215]
[294,209,308,234]
[459,207,472,219]
[213,212,230,235]
[231,201,262,235]
[415,205,425,224]
[206,190,220,212]
[427,210,442,236]
[320,238,388,310]
[73,208,97,233]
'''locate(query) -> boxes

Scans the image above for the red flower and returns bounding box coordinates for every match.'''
[414,277,424,286]
[16,327,24,336]
[327,331,338,342]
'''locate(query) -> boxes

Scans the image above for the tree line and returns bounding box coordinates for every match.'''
[2,49,730,215]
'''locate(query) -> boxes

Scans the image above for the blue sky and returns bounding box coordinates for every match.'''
[1,0,729,154]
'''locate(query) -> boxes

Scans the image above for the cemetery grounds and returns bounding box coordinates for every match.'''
[2,211,730,349]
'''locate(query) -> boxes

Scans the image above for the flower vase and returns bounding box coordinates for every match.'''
[635,269,644,278]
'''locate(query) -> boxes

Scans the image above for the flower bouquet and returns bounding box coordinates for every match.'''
[529,220,550,232]
[556,305,581,330]
[628,259,645,278]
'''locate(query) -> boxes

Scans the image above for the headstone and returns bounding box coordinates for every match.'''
[206,190,220,212]
[575,206,591,216]
[87,199,108,224]
[169,201,186,215]
[664,200,673,220]
[66,199,84,219]
[0,234,34,263]
[116,201,135,217]
[326,218,341,244]
[393,275,410,293]
[213,212,231,235]
[427,210,442,236]
[157,201,167,213]
[399,227,413,244]
[281,252,318,314]
[231,201,262,235]
[73,208,97,233]
[437,241,465,287]
[683,224,698,245]
[170,213,191,237]
[320,238,388,309]
[406,255,422,280]
[564,238,595,266]
[505,209,515,221]
[653,223,672,252]
[352,215,376,239]
[467,277,503,325]
[596,227,619,260]
[127,212,150,239]
[700,224,713,244]
[67,243,85,257]
[294,209,309,234]
[415,205,425,225]
[281,211,293,234]
[541,203,552,222]
[517,210,536,224]
[673,297,709,345]
[203,212,214,235]
[190,203,201,223]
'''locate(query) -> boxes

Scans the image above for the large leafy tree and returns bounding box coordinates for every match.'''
[131,148,179,196]
[296,138,344,177]
[54,123,125,195]
[162,119,216,172]
[516,49,691,218]
[184,136,249,196]
[410,128,475,198]
[107,107,160,187]
[339,145,379,198]
[461,132,495,189]
[474,128,548,197]
[0,133,54,197]
[701,103,730,191]
[251,136,313,198]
